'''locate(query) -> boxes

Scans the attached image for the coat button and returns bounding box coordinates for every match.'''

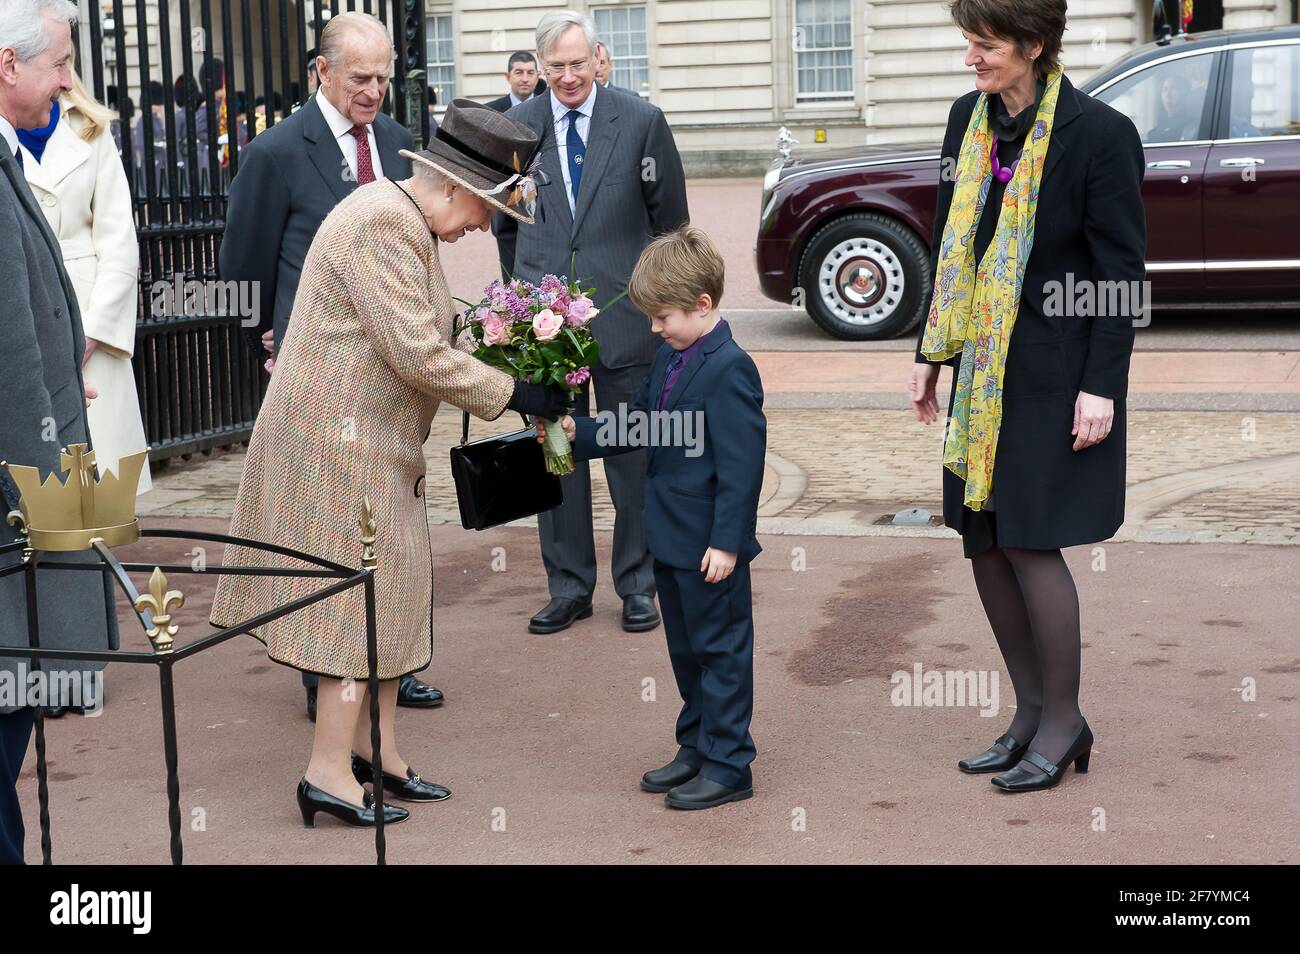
[414,476,425,498]
[42,196,55,207]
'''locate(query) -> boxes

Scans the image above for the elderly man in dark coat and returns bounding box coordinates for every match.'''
[0,0,117,865]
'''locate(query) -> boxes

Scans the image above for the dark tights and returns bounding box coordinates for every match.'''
[970,546,1086,764]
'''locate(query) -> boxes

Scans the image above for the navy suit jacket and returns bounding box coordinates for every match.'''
[573,321,766,570]
[219,94,413,356]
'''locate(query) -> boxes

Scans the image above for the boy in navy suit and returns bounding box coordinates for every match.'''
[538,226,766,810]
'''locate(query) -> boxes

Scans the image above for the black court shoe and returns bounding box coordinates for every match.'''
[297,777,410,827]
[352,753,451,802]
[958,732,1030,774]
[991,722,1094,793]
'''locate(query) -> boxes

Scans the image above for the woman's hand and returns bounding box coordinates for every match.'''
[700,547,736,584]
[1072,390,1114,451]
[83,337,100,367]
[909,362,940,423]
[535,415,576,443]
[84,382,98,408]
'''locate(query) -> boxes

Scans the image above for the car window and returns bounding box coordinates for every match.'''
[1225,44,1300,139]
[1094,53,1214,144]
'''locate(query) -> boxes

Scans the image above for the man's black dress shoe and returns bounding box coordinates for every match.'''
[640,759,699,793]
[992,722,1094,793]
[351,753,451,802]
[305,685,317,723]
[397,674,443,708]
[958,732,1030,774]
[296,777,410,827]
[528,597,593,634]
[622,594,661,632]
[665,775,754,810]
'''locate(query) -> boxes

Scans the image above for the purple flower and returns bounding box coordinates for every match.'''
[565,366,591,387]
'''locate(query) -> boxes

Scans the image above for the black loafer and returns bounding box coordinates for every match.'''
[640,759,699,793]
[297,777,410,827]
[528,597,594,634]
[352,753,452,802]
[622,594,661,632]
[958,732,1029,774]
[397,674,444,708]
[664,775,753,811]
[305,686,318,723]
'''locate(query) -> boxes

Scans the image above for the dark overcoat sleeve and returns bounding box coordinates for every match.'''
[219,138,289,356]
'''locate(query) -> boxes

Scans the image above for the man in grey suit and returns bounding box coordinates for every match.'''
[0,0,116,865]
[494,11,689,635]
[220,11,442,718]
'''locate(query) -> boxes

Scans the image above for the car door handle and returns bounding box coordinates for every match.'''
[1147,159,1191,169]
[1219,157,1266,167]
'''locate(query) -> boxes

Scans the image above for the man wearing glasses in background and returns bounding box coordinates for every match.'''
[493,10,689,638]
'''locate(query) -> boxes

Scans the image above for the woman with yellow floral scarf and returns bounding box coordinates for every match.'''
[908,0,1145,793]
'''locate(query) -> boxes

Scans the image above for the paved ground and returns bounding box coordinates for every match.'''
[19,520,1299,864]
[14,175,1300,864]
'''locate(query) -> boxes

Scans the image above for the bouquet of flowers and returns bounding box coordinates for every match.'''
[457,268,608,476]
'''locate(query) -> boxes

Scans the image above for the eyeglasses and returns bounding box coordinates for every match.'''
[542,60,590,78]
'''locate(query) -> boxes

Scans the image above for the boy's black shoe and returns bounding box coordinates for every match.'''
[528,597,594,634]
[665,776,754,810]
[640,759,698,793]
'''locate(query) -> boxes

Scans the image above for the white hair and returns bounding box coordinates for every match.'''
[0,0,78,62]
[535,11,597,62]
[318,10,392,67]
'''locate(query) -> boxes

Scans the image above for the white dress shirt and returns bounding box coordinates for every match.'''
[315,91,384,181]
[0,113,18,160]
[550,83,598,217]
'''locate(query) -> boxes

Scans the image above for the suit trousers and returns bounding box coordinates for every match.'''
[0,707,34,865]
[539,361,655,601]
[654,558,756,788]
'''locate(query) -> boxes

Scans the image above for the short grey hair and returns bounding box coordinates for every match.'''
[535,11,597,62]
[318,10,393,67]
[0,0,78,62]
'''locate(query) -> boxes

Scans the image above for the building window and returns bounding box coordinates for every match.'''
[794,0,853,102]
[593,5,649,96]
[426,13,455,108]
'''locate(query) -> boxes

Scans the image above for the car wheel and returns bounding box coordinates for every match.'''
[797,213,930,341]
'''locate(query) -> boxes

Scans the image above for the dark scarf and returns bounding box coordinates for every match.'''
[17,99,60,163]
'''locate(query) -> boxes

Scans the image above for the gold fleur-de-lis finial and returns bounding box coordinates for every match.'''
[359,496,377,570]
[133,566,184,654]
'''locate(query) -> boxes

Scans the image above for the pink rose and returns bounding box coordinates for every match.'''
[473,306,492,323]
[565,366,591,387]
[566,295,599,327]
[482,314,509,346]
[532,308,563,342]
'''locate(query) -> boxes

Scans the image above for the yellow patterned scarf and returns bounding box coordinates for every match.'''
[921,68,1063,510]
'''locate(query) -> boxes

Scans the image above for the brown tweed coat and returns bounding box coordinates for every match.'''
[209,179,515,679]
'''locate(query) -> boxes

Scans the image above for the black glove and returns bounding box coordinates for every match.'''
[506,380,569,421]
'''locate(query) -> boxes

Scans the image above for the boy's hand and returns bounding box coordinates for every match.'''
[700,547,737,584]
[535,415,576,443]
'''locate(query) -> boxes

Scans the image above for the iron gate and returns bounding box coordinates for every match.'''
[80,0,427,462]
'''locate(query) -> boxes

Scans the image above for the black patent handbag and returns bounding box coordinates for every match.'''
[449,411,563,530]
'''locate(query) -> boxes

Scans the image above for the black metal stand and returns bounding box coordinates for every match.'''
[0,527,384,865]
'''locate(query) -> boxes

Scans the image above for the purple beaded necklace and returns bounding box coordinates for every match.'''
[989,136,1023,183]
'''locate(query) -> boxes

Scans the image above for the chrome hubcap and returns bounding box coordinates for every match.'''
[817,237,905,326]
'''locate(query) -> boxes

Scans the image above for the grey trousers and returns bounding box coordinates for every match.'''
[538,360,655,602]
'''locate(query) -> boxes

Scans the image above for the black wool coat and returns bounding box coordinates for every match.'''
[914,73,1147,550]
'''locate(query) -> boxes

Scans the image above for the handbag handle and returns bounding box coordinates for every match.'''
[461,409,531,446]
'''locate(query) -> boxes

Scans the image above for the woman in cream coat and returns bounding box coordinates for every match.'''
[20,72,149,493]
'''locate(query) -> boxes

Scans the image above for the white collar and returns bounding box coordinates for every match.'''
[316,90,369,140]
[0,113,17,157]
[550,82,598,124]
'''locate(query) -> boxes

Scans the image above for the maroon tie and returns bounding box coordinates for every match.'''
[348,123,376,184]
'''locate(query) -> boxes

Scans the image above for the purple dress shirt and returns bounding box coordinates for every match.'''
[657,319,726,412]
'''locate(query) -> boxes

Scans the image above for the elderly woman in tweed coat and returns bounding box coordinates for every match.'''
[210,101,567,828]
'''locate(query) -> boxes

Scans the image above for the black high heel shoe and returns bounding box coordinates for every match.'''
[352,753,452,802]
[958,732,1030,774]
[297,776,411,827]
[991,722,1093,793]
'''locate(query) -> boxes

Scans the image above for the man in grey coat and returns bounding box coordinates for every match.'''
[0,0,116,865]
[219,11,443,718]
[494,11,689,635]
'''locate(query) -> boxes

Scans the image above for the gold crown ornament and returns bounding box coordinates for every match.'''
[2,444,147,551]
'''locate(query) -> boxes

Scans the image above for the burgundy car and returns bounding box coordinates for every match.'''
[755,24,1300,340]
